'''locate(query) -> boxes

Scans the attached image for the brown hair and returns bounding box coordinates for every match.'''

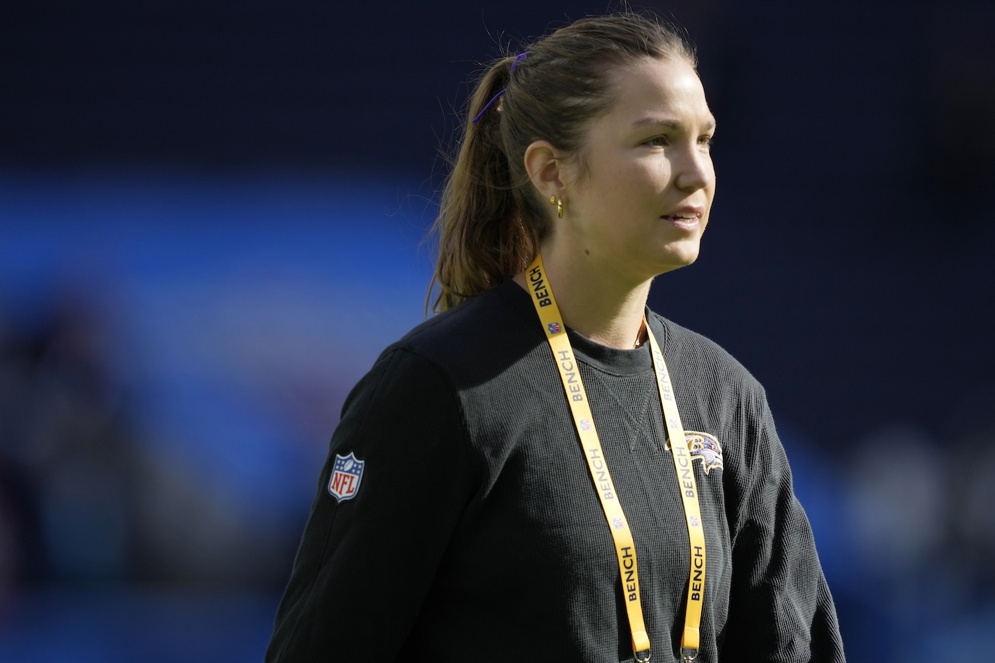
[429,12,697,312]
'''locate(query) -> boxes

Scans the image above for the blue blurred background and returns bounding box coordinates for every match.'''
[1,1,993,660]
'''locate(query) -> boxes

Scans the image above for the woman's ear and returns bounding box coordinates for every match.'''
[523,140,566,201]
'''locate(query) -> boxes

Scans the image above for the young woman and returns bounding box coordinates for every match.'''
[266,13,846,662]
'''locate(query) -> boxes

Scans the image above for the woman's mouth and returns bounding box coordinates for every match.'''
[661,214,700,231]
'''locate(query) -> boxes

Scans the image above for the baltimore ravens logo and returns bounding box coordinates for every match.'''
[686,431,723,474]
[668,431,724,474]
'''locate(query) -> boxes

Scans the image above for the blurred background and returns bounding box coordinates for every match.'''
[1,0,993,660]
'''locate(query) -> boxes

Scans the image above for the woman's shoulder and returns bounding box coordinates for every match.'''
[386,280,542,385]
[404,280,533,342]
[648,310,765,398]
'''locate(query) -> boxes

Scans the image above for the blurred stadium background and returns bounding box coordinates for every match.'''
[1,1,993,660]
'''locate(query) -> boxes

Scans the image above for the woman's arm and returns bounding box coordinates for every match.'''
[722,387,846,662]
[265,346,475,662]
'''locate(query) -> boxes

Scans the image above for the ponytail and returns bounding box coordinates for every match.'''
[429,55,539,313]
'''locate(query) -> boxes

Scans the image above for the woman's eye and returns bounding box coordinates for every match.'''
[698,134,715,148]
[645,136,669,147]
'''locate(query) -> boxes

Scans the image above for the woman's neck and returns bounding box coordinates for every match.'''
[514,243,652,350]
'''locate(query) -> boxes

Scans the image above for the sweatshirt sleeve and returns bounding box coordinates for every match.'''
[265,345,475,662]
[721,386,846,662]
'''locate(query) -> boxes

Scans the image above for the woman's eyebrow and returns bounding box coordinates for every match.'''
[631,116,717,132]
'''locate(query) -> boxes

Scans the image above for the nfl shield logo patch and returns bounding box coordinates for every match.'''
[328,452,365,502]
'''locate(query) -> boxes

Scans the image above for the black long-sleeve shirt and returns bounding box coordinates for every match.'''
[266,279,846,662]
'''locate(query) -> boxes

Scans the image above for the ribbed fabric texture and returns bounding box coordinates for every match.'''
[265,279,846,662]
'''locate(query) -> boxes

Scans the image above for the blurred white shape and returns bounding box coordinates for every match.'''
[845,425,945,576]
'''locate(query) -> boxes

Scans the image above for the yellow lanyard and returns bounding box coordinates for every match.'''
[524,253,706,662]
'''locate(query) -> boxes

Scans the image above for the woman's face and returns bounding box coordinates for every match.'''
[554,56,716,285]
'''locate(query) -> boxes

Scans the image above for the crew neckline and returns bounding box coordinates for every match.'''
[496,278,656,376]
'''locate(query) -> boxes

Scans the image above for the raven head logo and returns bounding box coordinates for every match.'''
[685,431,723,474]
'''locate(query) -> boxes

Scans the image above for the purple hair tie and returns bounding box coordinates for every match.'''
[471,89,506,124]
[470,53,527,124]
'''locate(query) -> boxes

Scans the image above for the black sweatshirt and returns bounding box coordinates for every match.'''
[266,279,846,662]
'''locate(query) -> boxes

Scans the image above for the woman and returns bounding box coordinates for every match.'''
[266,12,845,662]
